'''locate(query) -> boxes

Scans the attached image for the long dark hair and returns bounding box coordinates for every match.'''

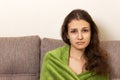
[61,9,109,75]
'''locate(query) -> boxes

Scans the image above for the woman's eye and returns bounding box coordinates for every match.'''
[82,29,89,32]
[70,30,77,33]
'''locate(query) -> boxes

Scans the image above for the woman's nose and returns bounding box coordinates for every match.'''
[77,32,83,40]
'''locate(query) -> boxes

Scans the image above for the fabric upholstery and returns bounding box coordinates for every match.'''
[40,38,65,69]
[101,41,120,80]
[0,36,41,80]
[0,36,119,80]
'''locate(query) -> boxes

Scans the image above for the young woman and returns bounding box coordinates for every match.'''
[40,9,109,80]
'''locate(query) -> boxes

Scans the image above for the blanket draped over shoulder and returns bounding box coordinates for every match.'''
[40,45,109,80]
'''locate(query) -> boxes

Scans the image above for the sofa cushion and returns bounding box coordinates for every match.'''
[0,35,41,80]
[0,74,39,80]
[41,38,120,80]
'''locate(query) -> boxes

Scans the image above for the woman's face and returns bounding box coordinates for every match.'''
[67,19,91,50]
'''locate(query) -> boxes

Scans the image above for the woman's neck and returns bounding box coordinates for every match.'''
[69,46,85,60]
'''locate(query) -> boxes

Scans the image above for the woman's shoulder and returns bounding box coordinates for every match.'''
[44,45,70,59]
[49,45,69,53]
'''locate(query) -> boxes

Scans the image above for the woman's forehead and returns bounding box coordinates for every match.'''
[68,19,90,29]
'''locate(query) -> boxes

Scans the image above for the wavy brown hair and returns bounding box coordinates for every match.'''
[61,9,109,75]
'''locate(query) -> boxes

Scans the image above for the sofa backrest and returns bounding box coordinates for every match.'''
[0,36,41,80]
[101,41,120,80]
[40,38,65,69]
[41,38,120,80]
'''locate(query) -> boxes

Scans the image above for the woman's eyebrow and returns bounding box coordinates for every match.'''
[69,28,77,31]
[82,27,90,29]
[83,27,89,28]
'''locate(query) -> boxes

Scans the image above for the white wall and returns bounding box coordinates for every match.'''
[0,0,120,41]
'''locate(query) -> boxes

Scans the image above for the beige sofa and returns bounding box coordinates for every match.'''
[0,35,119,80]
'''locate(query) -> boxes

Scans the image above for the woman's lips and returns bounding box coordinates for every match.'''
[76,42,85,45]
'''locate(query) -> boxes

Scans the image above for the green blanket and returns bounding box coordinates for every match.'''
[40,45,109,80]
